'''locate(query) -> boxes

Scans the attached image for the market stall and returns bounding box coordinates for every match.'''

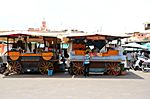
[0,31,62,75]
[65,34,127,76]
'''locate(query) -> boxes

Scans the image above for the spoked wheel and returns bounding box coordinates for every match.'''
[39,61,54,74]
[8,61,22,74]
[72,62,84,75]
[106,62,121,76]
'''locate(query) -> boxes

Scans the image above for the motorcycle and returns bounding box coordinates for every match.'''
[141,57,150,72]
[133,56,150,71]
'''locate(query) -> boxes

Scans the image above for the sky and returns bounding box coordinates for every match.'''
[0,0,150,35]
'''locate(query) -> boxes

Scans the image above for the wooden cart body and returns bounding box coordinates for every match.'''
[69,55,126,75]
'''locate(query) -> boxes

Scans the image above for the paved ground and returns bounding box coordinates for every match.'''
[0,70,150,99]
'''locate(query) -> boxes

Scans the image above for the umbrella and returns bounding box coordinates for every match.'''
[122,43,148,49]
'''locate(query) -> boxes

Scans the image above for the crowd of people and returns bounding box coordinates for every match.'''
[125,50,150,60]
[124,50,150,68]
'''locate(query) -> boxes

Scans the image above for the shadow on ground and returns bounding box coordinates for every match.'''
[75,71,144,79]
[2,70,145,79]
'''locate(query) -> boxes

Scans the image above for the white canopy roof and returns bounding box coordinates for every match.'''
[122,43,148,49]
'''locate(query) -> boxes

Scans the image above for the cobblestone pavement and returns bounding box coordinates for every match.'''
[0,70,150,99]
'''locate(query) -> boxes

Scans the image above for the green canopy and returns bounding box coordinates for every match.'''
[143,43,150,51]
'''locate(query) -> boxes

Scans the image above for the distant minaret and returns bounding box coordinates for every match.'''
[144,22,150,30]
[41,18,47,31]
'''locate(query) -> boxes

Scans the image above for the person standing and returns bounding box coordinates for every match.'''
[126,52,132,68]
[83,51,91,77]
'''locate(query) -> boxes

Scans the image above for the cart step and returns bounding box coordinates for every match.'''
[89,72,104,75]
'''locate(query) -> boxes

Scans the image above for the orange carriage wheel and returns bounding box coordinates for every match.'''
[106,62,121,76]
[39,61,54,74]
[72,62,84,75]
[8,61,22,74]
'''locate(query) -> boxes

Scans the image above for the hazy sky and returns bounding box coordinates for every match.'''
[0,0,150,35]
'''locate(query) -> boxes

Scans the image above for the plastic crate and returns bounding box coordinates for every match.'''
[48,70,53,76]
